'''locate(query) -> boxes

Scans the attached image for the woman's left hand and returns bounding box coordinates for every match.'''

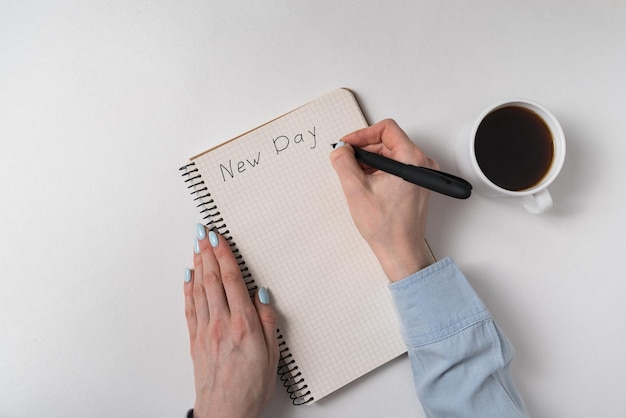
[184,225,279,418]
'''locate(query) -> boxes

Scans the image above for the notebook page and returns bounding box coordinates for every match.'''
[190,89,406,402]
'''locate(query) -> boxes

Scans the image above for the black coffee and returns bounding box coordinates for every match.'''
[475,106,554,191]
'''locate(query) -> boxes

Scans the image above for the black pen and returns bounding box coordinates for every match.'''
[332,143,472,199]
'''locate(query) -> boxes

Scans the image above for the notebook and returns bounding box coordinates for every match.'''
[179,88,407,405]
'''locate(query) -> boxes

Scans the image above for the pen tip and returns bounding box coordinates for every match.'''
[331,143,337,148]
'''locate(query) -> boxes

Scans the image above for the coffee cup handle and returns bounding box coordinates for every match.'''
[520,189,553,214]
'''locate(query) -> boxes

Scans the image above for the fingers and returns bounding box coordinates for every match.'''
[192,234,210,324]
[329,143,369,196]
[340,119,435,168]
[196,226,230,318]
[194,224,255,318]
[208,230,253,314]
[184,268,197,349]
[340,119,412,152]
[254,288,279,360]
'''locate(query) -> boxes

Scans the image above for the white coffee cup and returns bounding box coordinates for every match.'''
[454,99,566,214]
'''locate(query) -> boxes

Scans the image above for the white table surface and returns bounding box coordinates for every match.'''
[2,1,625,417]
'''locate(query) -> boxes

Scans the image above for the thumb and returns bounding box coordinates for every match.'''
[329,143,367,195]
[254,287,279,356]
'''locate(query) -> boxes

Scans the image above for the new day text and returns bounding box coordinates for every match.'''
[218,126,317,182]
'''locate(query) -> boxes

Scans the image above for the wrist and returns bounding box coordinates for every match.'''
[373,240,435,282]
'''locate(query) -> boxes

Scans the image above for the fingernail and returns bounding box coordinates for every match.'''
[258,287,270,305]
[334,141,346,148]
[208,230,219,248]
[194,238,200,254]
[184,268,192,283]
[196,223,207,240]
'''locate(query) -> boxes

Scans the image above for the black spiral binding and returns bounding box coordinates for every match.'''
[277,330,314,405]
[179,162,313,405]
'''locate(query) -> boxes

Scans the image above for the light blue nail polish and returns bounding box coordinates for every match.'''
[335,141,346,148]
[194,238,200,254]
[209,230,219,248]
[196,223,207,240]
[184,268,192,283]
[258,287,270,305]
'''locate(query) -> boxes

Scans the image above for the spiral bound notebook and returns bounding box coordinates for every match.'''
[179,88,406,405]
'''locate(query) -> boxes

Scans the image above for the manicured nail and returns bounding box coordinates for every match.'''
[208,230,219,248]
[194,238,200,254]
[196,223,207,240]
[184,268,192,283]
[334,141,346,148]
[258,287,270,305]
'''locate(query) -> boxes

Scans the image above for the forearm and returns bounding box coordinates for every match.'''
[389,258,527,417]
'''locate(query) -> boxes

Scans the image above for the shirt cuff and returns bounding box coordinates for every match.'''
[388,257,491,347]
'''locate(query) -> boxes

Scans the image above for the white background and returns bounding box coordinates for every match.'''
[1,1,625,417]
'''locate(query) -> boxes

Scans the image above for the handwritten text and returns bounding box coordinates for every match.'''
[219,152,261,182]
[273,127,317,155]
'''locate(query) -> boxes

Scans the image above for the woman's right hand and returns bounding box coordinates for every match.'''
[329,119,438,282]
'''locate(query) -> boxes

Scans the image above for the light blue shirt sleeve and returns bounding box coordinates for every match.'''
[388,257,528,417]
